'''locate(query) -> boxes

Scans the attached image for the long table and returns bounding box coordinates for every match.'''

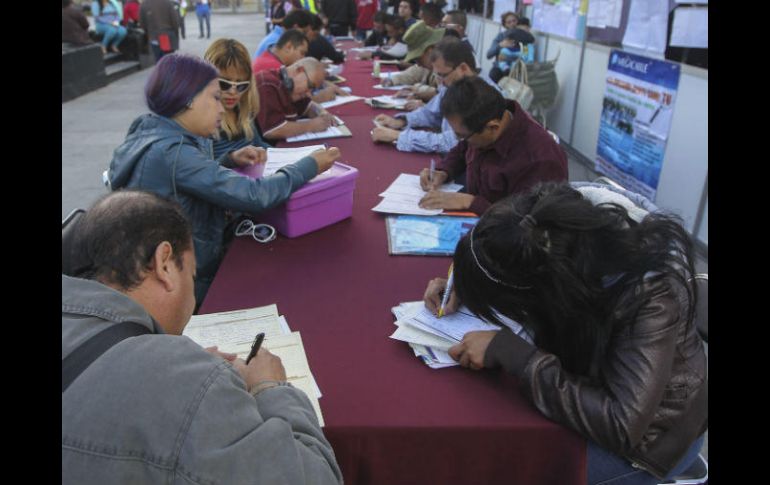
[199,44,586,485]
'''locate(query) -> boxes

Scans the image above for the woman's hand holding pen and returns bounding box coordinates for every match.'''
[449,331,497,370]
[311,147,341,173]
[423,277,459,316]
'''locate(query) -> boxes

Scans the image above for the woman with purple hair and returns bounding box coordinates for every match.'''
[106,53,341,305]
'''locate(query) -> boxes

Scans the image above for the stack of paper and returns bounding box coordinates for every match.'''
[372,173,463,216]
[390,301,535,369]
[184,304,326,426]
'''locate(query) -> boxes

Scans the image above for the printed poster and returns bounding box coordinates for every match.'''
[595,50,681,200]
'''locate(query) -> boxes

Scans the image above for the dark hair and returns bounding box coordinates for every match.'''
[145,53,218,118]
[518,17,531,27]
[443,29,460,39]
[399,0,417,16]
[62,0,72,7]
[501,11,518,25]
[444,9,467,28]
[420,3,443,24]
[431,37,476,70]
[374,11,388,24]
[440,77,504,133]
[277,29,309,48]
[283,9,314,29]
[386,15,406,31]
[453,182,697,375]
[310,13,323,30]
[73,190,193,291]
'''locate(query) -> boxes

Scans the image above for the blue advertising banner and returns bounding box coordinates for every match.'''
[595,50,681,200]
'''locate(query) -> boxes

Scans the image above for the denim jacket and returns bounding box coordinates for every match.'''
[108,113,318,302]
[62,275,343,484]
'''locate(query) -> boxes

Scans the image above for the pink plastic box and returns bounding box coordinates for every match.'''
[254,162,358,238]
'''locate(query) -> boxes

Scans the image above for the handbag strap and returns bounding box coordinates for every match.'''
[509,58,528,84]
[62,322,152,392]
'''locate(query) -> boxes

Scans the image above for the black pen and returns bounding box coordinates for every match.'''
[245,332,265,365]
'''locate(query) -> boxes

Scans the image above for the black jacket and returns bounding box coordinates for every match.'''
[485,273,708,478]
[321,0,358,31]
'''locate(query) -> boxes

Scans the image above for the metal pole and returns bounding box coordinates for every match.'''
[568,36,588,145]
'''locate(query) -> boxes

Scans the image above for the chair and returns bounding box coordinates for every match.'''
[62,208,86,276]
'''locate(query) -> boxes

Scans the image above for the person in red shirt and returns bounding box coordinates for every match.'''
[419,77,568,215]
[254,57,340,141]
[252,29,309,74]
[123,0,140,27]
[355,0,378,41]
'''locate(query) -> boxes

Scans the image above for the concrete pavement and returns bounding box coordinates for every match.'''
[62,12,265,218]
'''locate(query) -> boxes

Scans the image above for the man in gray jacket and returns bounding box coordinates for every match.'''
[62,190,342,484]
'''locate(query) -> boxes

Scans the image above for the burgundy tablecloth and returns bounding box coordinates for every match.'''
[199,43,586,485]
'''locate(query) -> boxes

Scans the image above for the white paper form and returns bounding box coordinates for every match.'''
[372,173,463,216]
[184,307,326,425]
[397,302,534,343]
[224,331,322,397]
[184,305,285,348]
[320,95,364,109]
[390,321,454,351]
[670,7,708,48]
[622,0,669,54]
[286,125,351,143]
[369,95,408,108]
[350,46,378,52]
[409,343,457,368]
[373,84,405,90]
[263,145,326,176]
[587,0,623,28]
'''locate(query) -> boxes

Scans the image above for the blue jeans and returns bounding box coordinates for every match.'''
[197,11,211,37]
[588,435,704,485]
[95,23,127,49]
[355,28,368,41]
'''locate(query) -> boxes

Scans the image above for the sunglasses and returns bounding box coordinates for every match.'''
[218,78,251,93]
[235,219,276,244]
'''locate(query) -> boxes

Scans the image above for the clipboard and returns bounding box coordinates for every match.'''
[385,215,478,256]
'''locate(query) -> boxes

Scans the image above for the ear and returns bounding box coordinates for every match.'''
[151,241,177,292]
[486,118,503,133]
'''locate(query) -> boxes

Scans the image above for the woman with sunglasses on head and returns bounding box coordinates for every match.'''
[423,182,707,485]
[107,53,341,305]
[203,38,273,158]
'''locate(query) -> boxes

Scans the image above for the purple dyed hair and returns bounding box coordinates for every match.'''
[144,53,218,118]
